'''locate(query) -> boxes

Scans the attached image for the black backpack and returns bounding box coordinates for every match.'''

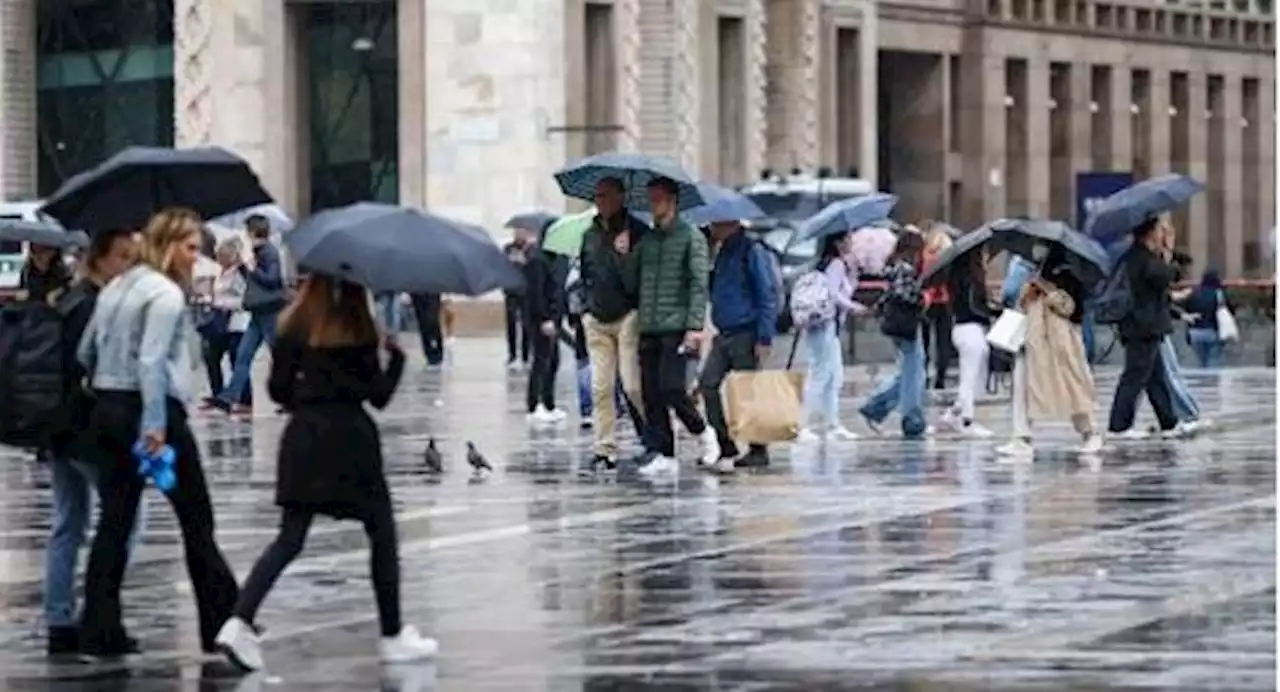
[0,289,85,450]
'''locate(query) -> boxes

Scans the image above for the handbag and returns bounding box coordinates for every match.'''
[878,298,920,340]
[986,308,1028,354]
[195,306,230,340]
[1215,290,1239,342]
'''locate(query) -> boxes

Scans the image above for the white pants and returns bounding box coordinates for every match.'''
[950,322,989,422]
[1011,353,1032,439]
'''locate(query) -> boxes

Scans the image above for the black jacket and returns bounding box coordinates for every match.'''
[1119,244,1179,342]
[521,247,564,325]
[579,212,645,323]
[948,269,993,327]
[49,279,98,457]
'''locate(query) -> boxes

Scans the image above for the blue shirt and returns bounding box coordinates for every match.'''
[1002,256,1035,307]
[709,233,777,346]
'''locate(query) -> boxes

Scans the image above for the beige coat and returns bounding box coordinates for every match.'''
[1020,284,1095,421]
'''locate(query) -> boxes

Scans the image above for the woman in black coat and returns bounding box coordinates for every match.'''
[214,274,437,672]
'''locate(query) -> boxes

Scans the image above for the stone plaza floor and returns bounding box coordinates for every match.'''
[0,339,1273,691]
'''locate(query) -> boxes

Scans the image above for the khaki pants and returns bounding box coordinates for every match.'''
[584,311,642,456]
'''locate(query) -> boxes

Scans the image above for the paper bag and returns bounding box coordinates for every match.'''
[986,308,1027,354]
[723,370,805,444]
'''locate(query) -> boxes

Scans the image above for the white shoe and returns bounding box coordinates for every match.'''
[938,409,962,432]
[1113,428,1149,441]
[216,617,264,672]
[379,625,439,663]
[795,428,821,444]
[1162,421,1197,439]
[828,426,860,441]
[546,408,568,422]
[1079,433,1104,454]
[637,454,679,477]
[507,361,522,372]
[995,439,1034,457]
[713,457,737,474]
[961,422,995,438]
[699,428,722,466]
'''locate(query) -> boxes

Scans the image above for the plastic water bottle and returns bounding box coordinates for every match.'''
[132,440,177,493]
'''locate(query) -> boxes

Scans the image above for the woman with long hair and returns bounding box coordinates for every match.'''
[858,231,929,439]
[199,238,252,409]
[939,247,995,437]
[797,231,865,442]
[215,273,436,672]
[920,223,955,389]
[76,208,239,656]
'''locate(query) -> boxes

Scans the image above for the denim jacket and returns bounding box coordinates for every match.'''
[78,265,195,436]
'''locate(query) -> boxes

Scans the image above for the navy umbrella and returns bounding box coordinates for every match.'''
[683,183,765,226]
[1083,173,1204,243]
[504,211,559,234]
[284,203,523,295]
[0,219,83,251]
[554,152,705,211]
[921,218,1109,285]
[40,146,274,235]
[795,192,898,243]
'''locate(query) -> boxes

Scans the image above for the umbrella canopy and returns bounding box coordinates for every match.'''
[1083,173,1204,243]
[541,209,597,257]
[40,146,274,235]
[210,203,294,233]
[0,219,83,251]
[284,203,522,295]
[554,152,705,211]
[683,183,765,226]
[846,225,898,275]
[795,192,898,244]
[504,211,559,235]
[921,218,1109,285]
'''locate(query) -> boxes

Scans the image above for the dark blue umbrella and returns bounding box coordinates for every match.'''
[210,203,294,233]
[683,183,765,226]
[554,152,704,211]
[795,192,898,243]
[0,219,83,250]
[921,218,1109,285]
[40,146,273,236]
[504,211,559,234]
[1083,173,1204,243]
[285,203,523,295]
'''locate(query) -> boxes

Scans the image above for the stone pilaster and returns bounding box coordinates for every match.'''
[796,0,821,169]
[1109,67,1133,172]
[764,0,821,171]
[615,0,642,153]
[744,0,768,181]
[1186,71,1209,272]
[0,0,37,199]
[1221,74,1243,278]
[1148,70,1171,177]
[1025,56,1051,217]
[173,0,215,148]
[673,0,702,174]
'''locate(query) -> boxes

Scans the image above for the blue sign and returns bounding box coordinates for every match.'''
[1076,171,1134,240]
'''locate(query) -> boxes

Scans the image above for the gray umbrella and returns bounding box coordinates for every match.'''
[284,203,523,295]
[504,211,559,234]
[0,219,83,250]
[921,218,1109,285]
[1083,173,1203,244]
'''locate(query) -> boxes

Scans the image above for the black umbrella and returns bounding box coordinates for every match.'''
[921,218,1109,285]
[284,203,523,295]
[0,219,84,251]
[504,211,558,234]
[39,146,273,235]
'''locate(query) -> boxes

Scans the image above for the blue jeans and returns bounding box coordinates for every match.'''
[577,361,593,417]
[858,330,927,438]
[1159,335,1200,423]
[44,458,146,628]
[802,321,843,429]
[1187,328,1223,368]
[1082,308,1097,364]
[375,292,402,333]
[219,311,278,405]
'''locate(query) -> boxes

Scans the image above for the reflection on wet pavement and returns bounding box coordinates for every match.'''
[0,340,1273,691]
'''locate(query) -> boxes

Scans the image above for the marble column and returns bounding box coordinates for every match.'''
[744,0,769,180]
[763,0,821,170]
[1069,64,1092,201]
[616,0,642,153]
[1185,71,1209,272]
[1148,70,1171,177]
[174,0,215,148]
[398,0,428,210]
[1025,55,1051,217]
[0,0,37,199]
[958,50,1006,223]
[1221,74,1243,278]
[673,0,703,175]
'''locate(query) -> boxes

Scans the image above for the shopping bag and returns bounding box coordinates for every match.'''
[1216,290,1239,342]
[986,308,1027,354]
[723,370,804,444]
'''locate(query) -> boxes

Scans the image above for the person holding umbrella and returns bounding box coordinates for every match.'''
[514,222,567,425]
[210,214,285,415]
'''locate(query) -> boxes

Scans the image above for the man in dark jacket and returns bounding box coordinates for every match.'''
[633,177,716,476]
[579,177,650,471]
[502,240,529,369]
[215,214,284,413]
[515,225,565,424]
[410,292,445,366]
[1107,214,1180,437]
[699,221,777,472]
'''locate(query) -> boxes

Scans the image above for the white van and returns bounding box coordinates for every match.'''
[0,200,49,290]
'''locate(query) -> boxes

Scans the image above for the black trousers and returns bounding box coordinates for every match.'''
[202,331,251,405]
[233,502,402,638]
[639,333,707,457]
[411,293,444,365]
[1107,336,1179,433]
[922,304,953,389]
[526,320,560,412]
[79,393,238,651]
[698,330,765,458]
[504,295,529,363]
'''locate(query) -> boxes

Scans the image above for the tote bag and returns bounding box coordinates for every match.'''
[1216,290,1240,342]
[986,308,1027,354]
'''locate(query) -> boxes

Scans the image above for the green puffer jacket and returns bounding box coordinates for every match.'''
[635,218,708,334]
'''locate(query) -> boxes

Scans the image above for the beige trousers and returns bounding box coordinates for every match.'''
[584,311,642,456]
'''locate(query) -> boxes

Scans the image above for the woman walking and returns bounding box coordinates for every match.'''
[996,251,1103,457]
[797,231,865,442]
[1181,269,1231,368]
[199,239,251,409]
[858,232,929,439]
[939,249,995,437]
[215,274,436,672]
[920,225,954,390]
[76,208,239,656]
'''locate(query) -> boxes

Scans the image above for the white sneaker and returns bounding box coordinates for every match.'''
[507,361,522,372]
[795,428,821,444]
[1162,421,1197,439]
[637,454,679,477]
[216,617,264,672]
[995,439,1034,457]
[1113,428,1149,441]
[828,426,860,441]
[961,422,995,438]
[546,408,568,422]
[699,428,722,466]
[1079,433,1104,454]
[938,409,962,432]
[379,625,439,663]
[713,457,736,474]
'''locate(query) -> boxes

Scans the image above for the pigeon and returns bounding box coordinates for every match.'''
[466,442,492,473]
[423,438,443,473]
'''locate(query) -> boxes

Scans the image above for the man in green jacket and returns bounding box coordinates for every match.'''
[632,177,719,477]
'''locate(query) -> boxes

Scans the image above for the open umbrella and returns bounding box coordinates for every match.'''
[921,218,1109,285]
[210,203,294,233]
[1083,173,1204,243]
[284,203,522,295]
[40,146,273,235]
[0,219,82,251]
[504,211,559,235]
[683,183,765,226]
[794,192,898,244]
[554,152,705,211]
[541,209,596,257]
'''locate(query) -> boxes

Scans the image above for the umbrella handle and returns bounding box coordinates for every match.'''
[785,329,802,370]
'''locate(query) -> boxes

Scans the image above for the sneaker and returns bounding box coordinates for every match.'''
[1079,433,1104,454]
[578,454,616,476]
[734,448,770,469]
[1112,428,1149,441]
[828,426,860,441]
[636,454,679,478]
[938,409,962,432]
[795,428,821,444]
[699,428,722,466]
[1163,421,1197,439]
[506,360,522,372]
[545,408,568,422]
[379,625,439,663]
[216,617,264,672]
[47,626,78,655]
[995,438,1034,457]
[579,418,593,431]
[960,421,995,438]
[712,457,737,474]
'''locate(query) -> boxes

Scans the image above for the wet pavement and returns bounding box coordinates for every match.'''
[0,339,1273,691]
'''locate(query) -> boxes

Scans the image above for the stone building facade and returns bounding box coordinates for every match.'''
[0,0,1275,278]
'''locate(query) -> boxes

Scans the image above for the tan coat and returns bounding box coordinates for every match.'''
[1020,284,1095,422]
